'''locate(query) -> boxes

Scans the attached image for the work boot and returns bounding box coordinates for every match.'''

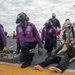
[45,52,51,60]
[21,60,31,68]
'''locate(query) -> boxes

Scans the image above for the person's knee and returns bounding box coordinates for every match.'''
[21,44,29,50]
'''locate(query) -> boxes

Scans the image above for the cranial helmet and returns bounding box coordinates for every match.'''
[16,12,29,24]
[52,13,56,17]
[45,20,53,26]
[64,19,72,27]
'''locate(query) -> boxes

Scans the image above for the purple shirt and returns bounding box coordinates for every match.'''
[41,26,56,40]
[16,22,42,47]
[0,25,7,46]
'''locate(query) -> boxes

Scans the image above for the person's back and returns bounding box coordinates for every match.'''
[0,24,8,51]
[0,25,4,48]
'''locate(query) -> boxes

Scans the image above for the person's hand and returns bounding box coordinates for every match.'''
[58,28,61,31]
[38,47,43,55]
[16,46,21,54]
[69,57,75,63]
[3,46,8,51]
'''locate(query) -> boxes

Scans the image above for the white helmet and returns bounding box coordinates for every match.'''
[63,20,72,27]
[52,13,56,17]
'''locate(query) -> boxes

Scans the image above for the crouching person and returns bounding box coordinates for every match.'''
[0,24,8,51]
[33,39,75,73]
[16,12,42,68]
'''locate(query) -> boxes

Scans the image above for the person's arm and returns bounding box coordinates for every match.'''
[69,46,75,62]
[41,28,45,43]
[54,44,63,54]
[71,46,75,57]
[32,25,42,48]
[57,19,61,29]
[71,26,75,38]
[0,27,7,46]
[16,26,21,50]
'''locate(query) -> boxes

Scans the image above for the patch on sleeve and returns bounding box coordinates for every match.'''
[0,27,4,32]
[18,27,22,32]
[44,28,46,31]
[49,29,52,33]
[26,26,31,31]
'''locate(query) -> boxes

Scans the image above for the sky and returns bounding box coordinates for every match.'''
[0,0,75,35]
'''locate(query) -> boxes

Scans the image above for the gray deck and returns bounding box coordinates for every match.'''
[0,37,75,70]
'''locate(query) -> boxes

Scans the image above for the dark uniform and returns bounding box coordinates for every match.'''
[49,13,61,49]
[36,44,75,72]
[41,20,56,56]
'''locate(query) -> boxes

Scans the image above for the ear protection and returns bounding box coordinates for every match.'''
[22,12,29,21]
[16,12,29,24]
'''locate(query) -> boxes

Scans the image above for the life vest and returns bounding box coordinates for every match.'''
[42,26,56,39]
[17,23,37,46]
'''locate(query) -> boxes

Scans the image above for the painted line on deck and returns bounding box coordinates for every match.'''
[9,45,16,49]
[0,61,21,66]
[0,61,75,72]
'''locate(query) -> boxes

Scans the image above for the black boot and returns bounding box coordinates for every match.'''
[45,52,51,60]
[21,60,31,68]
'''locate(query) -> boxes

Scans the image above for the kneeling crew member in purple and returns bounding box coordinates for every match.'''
[16,12,42,68]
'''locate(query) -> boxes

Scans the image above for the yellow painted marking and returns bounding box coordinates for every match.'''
[0,63,75,75]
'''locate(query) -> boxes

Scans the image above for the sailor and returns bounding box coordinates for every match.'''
[41,20,56,56]
[16,12,42,68]
[49,13,61,49]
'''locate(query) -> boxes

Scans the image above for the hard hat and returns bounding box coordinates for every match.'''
[52,13,56,17]
[44,20,53,26]
[16,12,29,24]
[64,20,72,27]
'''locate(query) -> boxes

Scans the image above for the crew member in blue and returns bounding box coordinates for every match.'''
[49,13,61,49]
